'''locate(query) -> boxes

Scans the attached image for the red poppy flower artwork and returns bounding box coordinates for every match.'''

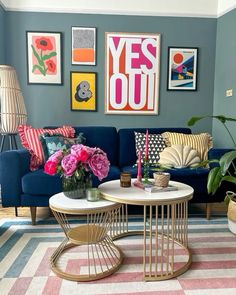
[35,37,53,51]
[31,35,57,76]
[46,60,56,73]
[27,31,62,84]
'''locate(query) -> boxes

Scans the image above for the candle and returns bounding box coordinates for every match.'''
[120,172,131,187]
[137,150,142,181]
[145,129,149,160]
[86,188,100,202]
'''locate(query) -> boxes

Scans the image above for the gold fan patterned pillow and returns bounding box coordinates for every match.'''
[161,132,213,161]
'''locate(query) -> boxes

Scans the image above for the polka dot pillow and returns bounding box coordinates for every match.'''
[134,132,166,165]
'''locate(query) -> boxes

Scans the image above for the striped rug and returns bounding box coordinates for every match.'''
[0,216,236,295]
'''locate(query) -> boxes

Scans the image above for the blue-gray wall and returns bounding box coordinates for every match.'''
[4,12,216,133]
[213,8,236,148]
[0,4,5,63]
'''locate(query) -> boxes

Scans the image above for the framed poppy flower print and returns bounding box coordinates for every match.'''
[26,31,62,85]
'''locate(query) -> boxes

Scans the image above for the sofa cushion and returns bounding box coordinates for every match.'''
[45,126,119,166]
[22,169,62,195]
[121,166,209,195]
[119,128,192,167]
[18,125,75,171]
[134,132,166,164]
[22,166,121,195]
[73,127,119,166]
[91,166,121,187]
[162,132,213,161]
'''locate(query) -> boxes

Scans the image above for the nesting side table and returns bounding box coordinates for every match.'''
[99,180,194,281]
[49,193,123,281]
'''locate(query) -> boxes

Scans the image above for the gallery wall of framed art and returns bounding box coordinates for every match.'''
[24,28,201,117]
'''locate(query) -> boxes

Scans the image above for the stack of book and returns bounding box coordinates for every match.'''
[133,180,178,193]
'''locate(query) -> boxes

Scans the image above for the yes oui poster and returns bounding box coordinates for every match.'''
[105,32,160,115]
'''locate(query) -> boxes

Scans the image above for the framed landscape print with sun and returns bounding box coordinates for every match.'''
[70,72,97,111]
[26,31,62,85]
[167,47,198,91]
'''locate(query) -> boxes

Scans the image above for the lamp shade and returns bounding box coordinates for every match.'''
[0,65,27,133]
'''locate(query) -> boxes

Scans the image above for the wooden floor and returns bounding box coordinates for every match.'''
[0,203,227,220]
[0,206,51,219]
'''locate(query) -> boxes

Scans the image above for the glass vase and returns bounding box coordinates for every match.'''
[62,174,92,199]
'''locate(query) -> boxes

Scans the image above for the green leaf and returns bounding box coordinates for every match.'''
[31,45,44,66]
[42,51,57,60]
[32,64,46,76]
[207,166,223,195]
[221,175,236,185]
[187,116,206,126]
[187,115,236,126]
[215,116,236,122]
[219,150,236,175]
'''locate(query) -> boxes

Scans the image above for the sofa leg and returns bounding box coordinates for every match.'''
[30,207,37,225]
[15,207,18,217]
[206,203,211,220]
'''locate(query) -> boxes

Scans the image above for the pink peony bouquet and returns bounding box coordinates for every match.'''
[44,144,110,184]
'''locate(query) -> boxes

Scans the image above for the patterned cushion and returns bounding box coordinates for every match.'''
[18,125,75,170]
[40,132,86,160]
[161,132,213,161]
[134,132,166,164]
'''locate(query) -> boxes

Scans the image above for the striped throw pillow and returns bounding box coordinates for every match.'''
[161,132,213,161]
[18,125,75,170]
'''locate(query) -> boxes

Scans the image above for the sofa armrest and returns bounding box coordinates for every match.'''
[0,149,30,207]
[208,148,233,160]
[208,148,233,168]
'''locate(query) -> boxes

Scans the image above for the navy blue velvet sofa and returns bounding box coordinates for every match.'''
[0,126,231,224]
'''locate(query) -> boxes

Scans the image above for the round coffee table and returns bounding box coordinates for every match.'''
[49,192,123,281]
[99,179,194,281]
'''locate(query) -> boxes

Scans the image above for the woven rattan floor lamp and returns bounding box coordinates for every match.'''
[0,65,27,152]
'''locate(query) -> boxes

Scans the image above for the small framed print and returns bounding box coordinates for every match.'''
[71,27,96,65]
[26,31,62,85]
[70,72,97,111]
[167,47,198,91]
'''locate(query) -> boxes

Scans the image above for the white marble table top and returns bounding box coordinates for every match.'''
[99,180,194,206]
[49,192,118,214]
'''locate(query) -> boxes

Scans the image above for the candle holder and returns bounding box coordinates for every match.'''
[143,158,150,184]
[120,172,131,187]
[86,188,100,202]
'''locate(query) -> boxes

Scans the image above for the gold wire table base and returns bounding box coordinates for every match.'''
[111,201,192,281]
[50,195,192,282]
[50,203,124,282]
